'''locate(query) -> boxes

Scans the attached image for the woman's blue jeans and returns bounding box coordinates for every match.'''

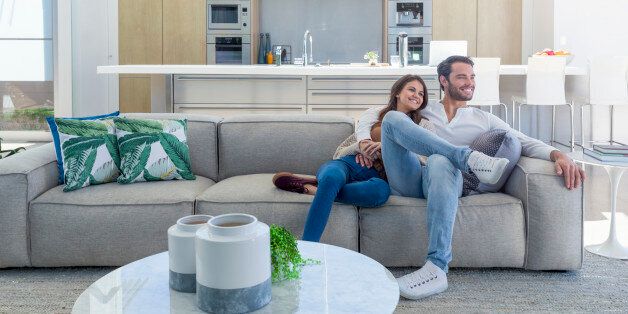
[381,111,471,273]
[302,155,390,242]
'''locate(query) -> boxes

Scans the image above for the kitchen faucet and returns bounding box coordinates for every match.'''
[303,30,313,66]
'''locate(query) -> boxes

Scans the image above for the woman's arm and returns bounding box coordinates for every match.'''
[356,106,385,142]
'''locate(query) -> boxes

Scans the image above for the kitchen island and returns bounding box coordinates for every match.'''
[97,64,586,120]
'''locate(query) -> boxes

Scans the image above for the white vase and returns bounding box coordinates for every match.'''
[167,214,212,293]
[195,213,271,313]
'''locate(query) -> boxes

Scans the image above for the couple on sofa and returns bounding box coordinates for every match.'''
[273,55,585,300]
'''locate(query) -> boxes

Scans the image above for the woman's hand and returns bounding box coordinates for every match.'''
[356,140,382,168]
[359,139,381,158]
[355,153,373,168]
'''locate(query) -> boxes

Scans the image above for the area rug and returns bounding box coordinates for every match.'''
[0,252,626,313]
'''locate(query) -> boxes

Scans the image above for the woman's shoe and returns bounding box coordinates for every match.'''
[272,172,318,194]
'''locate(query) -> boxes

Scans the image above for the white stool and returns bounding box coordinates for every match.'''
[428,41,468,66]
[513,56,574,150]
[468,57,509,124]
[579,56,628,146]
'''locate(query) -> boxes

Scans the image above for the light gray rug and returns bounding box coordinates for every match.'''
[1,252,627,313]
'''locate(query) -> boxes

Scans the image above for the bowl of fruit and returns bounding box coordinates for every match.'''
[533,49,573,64]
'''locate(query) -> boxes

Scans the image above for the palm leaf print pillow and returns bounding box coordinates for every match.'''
[55,118,120,192]
[114,118,195,184]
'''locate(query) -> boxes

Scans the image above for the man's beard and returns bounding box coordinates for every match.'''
[447,84,473,101]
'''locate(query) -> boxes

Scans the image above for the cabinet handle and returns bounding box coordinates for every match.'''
[310,91,390,96]
[310,76,437,82]
[176,76,304,81]
[310,77,398,81]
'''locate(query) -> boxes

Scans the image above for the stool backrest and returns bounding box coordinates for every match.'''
[428,41,468,66]
[526,56,566,105]
[469,57,501,106]
[589,56,628,106]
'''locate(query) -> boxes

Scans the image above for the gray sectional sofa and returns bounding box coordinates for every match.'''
[0,113,583,270]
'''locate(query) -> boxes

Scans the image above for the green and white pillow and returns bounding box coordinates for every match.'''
[55,118,121,192]
[114,118,195,184]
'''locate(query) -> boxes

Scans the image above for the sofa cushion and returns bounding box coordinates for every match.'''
[463,129,522,195]
[29,176,214,266]
[114,118,195,183]
[217,115,354,180]
[46,111,120,184]
[359,193,526,268]
[52,118,121,192]
[124,113,220,182]
[195,173,358,251]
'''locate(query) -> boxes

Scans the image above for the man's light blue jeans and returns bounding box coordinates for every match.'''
[381,111,471,273]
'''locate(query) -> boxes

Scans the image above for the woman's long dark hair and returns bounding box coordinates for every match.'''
[377,74,429,124]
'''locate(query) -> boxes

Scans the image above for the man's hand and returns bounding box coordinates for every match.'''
[550,150,586,190]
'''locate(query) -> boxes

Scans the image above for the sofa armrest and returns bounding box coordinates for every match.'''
[0,143,58,267]
[504,156,583,270]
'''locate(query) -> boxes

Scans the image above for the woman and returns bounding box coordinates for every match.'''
[272,74,432,242]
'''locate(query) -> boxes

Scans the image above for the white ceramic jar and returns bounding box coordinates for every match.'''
[167,214,212,293]
[195,213,271,313]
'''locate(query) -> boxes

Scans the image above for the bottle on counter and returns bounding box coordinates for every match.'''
[266,51,273,64]
[257,33,266,64]
[264,33,273,54]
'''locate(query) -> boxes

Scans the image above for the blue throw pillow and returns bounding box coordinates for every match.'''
[46,111,120,184]
[462,129,521,195]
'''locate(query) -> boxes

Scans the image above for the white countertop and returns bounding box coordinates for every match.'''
[97,64,586,76]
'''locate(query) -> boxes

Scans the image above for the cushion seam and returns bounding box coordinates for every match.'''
[30,200,196,207]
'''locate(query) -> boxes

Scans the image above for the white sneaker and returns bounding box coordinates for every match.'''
[397,260,448,300]
[467,151,509,185]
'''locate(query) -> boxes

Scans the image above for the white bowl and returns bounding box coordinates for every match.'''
[532,54,574,65]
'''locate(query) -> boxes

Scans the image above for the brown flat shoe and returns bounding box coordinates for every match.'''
[272,172,317,194]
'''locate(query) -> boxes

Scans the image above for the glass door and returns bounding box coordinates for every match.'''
[0,0,54,132]
[210,5,239,24]
[407,36,424,64]
[215,37,243,64]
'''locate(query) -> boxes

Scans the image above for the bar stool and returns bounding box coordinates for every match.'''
[579,56,628,146]
[513,56,574,150]
[468,57,509,124]
[428,41,468,66]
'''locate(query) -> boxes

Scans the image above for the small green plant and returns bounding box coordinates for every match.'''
[363,51,379,61]
[270,225,318,283]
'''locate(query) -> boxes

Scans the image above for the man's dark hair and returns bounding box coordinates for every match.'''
[436,55,474,91]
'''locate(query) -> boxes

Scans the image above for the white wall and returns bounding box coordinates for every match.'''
[70,0,118,117]
[553,0,628,143]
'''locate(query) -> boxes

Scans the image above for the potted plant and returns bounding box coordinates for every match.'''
[363,51,379,66]
[270,225,318,282]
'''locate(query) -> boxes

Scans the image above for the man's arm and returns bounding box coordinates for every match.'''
[489,114,554,160]
[489,114,584,189]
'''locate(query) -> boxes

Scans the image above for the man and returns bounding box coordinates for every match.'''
[355,55,585,300]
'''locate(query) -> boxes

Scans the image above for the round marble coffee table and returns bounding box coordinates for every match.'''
[72,241,399,313]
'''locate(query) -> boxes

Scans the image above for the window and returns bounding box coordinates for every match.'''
[0,0,54,131]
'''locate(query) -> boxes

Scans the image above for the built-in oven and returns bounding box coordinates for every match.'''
[207,34,251,64]
[388,0,432,27]
[207,0,250,34]
[387,29,431,65]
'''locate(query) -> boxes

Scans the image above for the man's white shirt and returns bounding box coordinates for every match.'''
[355,101,556,161]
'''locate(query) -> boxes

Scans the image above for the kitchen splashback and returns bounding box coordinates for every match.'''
[260,0,382,64]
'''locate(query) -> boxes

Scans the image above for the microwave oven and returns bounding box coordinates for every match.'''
[207,0,250,34]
